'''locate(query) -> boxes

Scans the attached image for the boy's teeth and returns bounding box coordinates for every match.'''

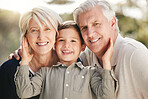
[63,51,71,53]
[37,42,47,45]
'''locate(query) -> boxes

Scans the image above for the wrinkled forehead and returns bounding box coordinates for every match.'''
[78,6,105,26]
[77,6,104,22]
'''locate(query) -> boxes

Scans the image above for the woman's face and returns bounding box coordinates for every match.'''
[26,18,56,55]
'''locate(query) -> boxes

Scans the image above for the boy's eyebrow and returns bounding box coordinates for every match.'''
[57,36,79,40]
[72,37,79,39]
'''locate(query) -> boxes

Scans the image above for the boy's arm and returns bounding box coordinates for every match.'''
[90,68,117,99]
[90,39,118,99]
[14,65,43,98]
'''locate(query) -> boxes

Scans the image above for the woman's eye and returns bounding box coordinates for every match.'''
[45,28,50,31]
[32,30,36,32]
[30,29,38,33]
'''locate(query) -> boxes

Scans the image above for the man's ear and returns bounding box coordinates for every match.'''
[111,16,116,30]
[53,43,56,50]
[81,44,86,51]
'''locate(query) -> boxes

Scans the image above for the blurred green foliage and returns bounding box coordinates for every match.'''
[0,9,20,65]
[0,0,148,65]
[117,14,148,47]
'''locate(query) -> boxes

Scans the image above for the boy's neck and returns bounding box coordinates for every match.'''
[60,60,77,67]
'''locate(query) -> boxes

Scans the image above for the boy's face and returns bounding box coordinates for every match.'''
[56,28,85,66]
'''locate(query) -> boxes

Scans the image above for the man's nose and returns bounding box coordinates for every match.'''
[87,28,94,37]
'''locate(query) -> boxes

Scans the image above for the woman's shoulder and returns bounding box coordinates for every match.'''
[0,57,20,72]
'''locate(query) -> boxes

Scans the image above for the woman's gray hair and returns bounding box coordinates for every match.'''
[73,0,119,32]
[19,6,62,42]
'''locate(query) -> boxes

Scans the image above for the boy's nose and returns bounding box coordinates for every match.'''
[64,41,70,48]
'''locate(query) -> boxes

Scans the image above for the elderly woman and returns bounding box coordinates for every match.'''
[0,7,62,99]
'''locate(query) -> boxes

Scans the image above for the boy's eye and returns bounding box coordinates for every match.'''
[59,39,64,42]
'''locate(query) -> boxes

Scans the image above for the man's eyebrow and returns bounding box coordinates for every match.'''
[57,36,63,39]
[94,20,97,22]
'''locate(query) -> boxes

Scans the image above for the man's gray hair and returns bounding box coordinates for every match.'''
[73,0,119,32]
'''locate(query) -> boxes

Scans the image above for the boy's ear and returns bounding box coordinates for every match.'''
[81,44,86,51]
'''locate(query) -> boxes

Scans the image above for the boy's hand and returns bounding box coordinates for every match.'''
[20,38,33,66]
[102,38,113,70]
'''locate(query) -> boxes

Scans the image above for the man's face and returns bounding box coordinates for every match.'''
[78,6,115,57]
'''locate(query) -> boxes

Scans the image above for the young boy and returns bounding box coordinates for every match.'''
[14,21,117,99]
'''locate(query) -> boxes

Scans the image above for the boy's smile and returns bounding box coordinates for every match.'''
[55,28,84,66]
[62,50,73,55]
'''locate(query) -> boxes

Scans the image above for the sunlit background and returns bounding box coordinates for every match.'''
[0,0,148,65]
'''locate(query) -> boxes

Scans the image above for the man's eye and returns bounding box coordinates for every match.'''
[81,26,87,32]
[94,23,101,26]
[71,40,76,42]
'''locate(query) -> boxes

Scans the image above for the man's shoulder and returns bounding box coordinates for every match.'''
[123,37,147,49]
[80,47,92,57]
[119,37,147,54]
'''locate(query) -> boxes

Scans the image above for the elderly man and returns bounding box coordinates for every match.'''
[73,0,148,99]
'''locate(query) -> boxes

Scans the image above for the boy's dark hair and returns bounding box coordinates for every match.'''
[58,21,84,45]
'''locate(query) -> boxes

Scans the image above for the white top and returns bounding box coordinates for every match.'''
[80,34,148,99]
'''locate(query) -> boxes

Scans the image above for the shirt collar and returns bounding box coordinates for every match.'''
[29,67,35,75]
[75,62,85,69]
[52,62,84,69]
[52,62,64,67]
